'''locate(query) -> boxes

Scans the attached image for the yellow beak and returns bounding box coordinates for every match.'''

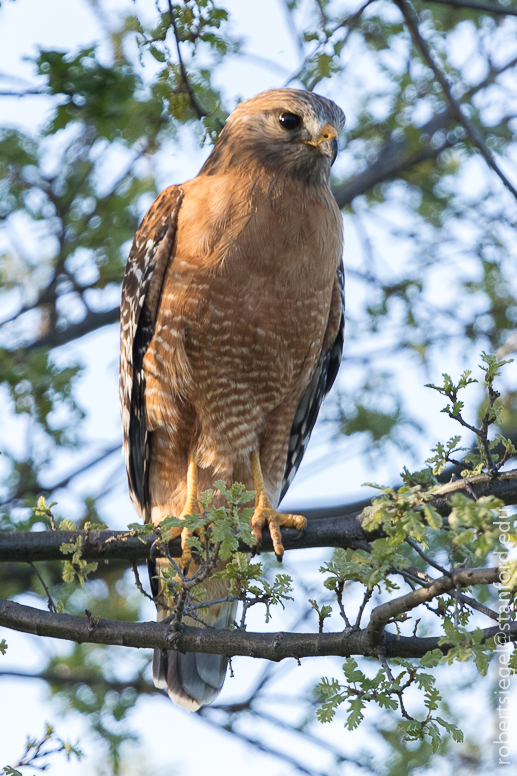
[304,123,339,147]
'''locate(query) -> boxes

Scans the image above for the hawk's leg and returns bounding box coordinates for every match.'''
[177,452,199,573]
[249,451,306,561]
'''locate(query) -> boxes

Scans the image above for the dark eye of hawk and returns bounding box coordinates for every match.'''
[279,112,301,131]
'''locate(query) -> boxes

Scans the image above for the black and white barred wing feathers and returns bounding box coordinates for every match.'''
[119,185,184,517]
[280,260,344,501]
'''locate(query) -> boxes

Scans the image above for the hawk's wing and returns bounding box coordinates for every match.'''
[280,260,344,501]
[119,185,184,518]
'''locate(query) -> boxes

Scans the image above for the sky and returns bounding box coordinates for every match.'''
[1,0,516,774]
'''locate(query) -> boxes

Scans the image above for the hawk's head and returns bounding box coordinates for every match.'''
[200,88,345,181]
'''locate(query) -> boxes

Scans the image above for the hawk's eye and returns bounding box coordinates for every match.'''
[279,112,301,131]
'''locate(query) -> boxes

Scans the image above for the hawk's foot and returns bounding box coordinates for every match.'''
[250,497,306,561]
[249,449,306,561]
[174,452,199,574]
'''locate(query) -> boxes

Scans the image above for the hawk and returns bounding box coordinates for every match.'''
[120,88,345,710]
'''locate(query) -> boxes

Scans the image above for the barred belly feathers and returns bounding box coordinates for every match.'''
[120,88,345,710]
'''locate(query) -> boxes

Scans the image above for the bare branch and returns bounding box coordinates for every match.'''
[0,580,512,661]
[453,592,499,621]
[1,467,516,562]
[394,0,517,201]
[131,562,154,602]
[28,562,57,613]
[0,88,46,96]
[366,567,499,650]
[425,0,517,17]
[23,306,120,351]
[167,0,208,121]
[2,443,121,508]
[0,668,159,694]
[354,587,374,629]
[332,110,455,207]
[285,0,377,89]
[406,536,451,577]
[199,707,337,776]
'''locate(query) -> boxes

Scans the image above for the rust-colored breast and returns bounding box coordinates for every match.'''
[143,171,342,504]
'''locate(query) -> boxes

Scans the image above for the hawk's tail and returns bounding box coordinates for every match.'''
[149,559,236,710]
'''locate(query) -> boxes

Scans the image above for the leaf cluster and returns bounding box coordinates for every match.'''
[316,654,463,752]
[426,353,516,475]
[2,724,82,775]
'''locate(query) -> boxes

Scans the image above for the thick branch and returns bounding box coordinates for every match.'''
[367,567,499,649]
[23,307,120,351]
[0,588,512,660]
[3,444,121,507]
[425,0,517,17]
[1,467,515,562]
[332,111,454,207]
[0,518,371,562]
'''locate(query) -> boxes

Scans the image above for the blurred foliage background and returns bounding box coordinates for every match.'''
[1,0,517,774]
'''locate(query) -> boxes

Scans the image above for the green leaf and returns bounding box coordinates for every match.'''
[58,520,77,531]
[419,649,443,668]
[436,717,464,742]
[342,658,364,683]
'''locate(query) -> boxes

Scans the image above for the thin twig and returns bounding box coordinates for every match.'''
[406,536,451,576]
[405,546,487,621]
[285,0,376,88]
[169,585,188,634]
[366,566,500,650]
[167,0,207,120]
[394,0,517,202]
[454,584,460,627]
[181,609,219,629]
[188,594,239,612]
[336,580,352,628]
[378,647,395,682]
[398,693,414,721]
[28,562,57,613]
[131,562,154,602]
[464,479,480,502]
[354,588,374,628]
[0,89,45,96]
[453,590,499,620]
[196,709,325,776]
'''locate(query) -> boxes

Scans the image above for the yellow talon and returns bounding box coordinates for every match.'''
[250,451,307,561]
[175,451,199,573]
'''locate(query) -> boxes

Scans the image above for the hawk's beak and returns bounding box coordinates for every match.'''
[304,124,339,164]
[317,124,339,144]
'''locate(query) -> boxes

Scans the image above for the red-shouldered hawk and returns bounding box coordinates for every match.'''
[120,88,345,710]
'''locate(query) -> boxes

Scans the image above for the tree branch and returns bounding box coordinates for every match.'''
[1,467,515,562]
[332,110,454,207]
[425,0,517,17]
[0,89,46,96]
[2,444,121,507]
[167,0,208,121]
[0,578,512,660]
[366,567,499,650]
[394,0,517,201]
[22,307,120,351]
[0,668,159,694]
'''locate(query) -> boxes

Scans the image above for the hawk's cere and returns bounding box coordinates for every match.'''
[120,88,346,710]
